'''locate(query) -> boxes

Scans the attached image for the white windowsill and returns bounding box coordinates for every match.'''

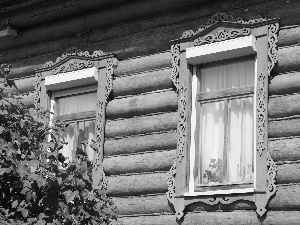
[184,188,255,196]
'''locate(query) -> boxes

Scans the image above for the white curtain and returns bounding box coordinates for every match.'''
[57,92,97,162]
[57,92,97,115]
[197,55,255,185]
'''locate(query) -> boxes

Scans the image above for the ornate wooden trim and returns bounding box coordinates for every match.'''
[167,161,176,205]
[43,47,106,69]
[168,14,280,221]
[52,60,94,75]
[267,23,279,77]
[34,72,42,114]
[171,44,180,91]
[177,85,187,162]
[194,27,250,46]
[180,12,267,39]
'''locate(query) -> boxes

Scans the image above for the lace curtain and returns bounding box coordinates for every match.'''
[56,92,97,162]
[195,55,255,185]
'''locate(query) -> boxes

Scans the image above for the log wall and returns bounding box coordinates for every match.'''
[2,0,300,224]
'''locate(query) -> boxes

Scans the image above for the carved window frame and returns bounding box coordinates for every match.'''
[34,47,118,190]
[167,13,279,220]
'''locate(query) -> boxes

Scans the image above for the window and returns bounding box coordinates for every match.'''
[34,47,117,188]
[167,12,279,219]
[51,88,97,162]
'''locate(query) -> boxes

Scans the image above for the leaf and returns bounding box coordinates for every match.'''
[21,208,29,218]
[12,200,18,208]
[0,126,4,134]
[64,190,79,203]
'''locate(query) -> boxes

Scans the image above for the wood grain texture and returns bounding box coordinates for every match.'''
[269,71,300,96]
[278,26,300,47]
[269,137,300,161]
[112,185,300,215]
[107,172,168,197]
[104,132,177,156]
[103,150,176,176]
[117,211,300,225]
[106,91,177,120]
[112,67,173,97]
[275,45,300,74]
[105,112,178,139]
[269,93,300,119]
[269,118,300,138]
[276,163,300,184]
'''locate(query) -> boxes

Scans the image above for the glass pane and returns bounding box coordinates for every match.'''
[198,55,255,92]
[57,92,97,115]
[84,120,95,161]
[199,101,225,185]
[61,123,75,163]
[228,97,254,183]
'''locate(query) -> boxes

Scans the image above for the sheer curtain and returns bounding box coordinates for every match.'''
[196,55,255,185]
[56,91,97,162]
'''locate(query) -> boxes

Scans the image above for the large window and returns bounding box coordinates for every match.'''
[192,55,255,192]
[52,90,97,162]
[167,12,279,220]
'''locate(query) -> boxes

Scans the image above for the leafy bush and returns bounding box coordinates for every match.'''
[0,66,116,224]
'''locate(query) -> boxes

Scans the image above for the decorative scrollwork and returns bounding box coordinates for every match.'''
[194,27,251,46]
[267,151,277,198]
[167,161,176,205]
[34,72,42,114]
[177,85,187,161]
[105,57,118,102]
[43,47,106,69]
[52,60,94,75]
[268,23,279,78]
[257,72,266,156]
[181,12,266,39]
[171,44,180,91]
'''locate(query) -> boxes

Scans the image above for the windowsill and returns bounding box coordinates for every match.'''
[184,187,255,196]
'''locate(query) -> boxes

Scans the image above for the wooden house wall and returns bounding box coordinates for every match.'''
[1,0,300,224]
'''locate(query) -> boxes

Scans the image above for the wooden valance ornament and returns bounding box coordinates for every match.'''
[168,12,279,220]
[34,47,118,191]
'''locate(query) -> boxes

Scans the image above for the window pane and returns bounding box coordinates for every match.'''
[57,92,97,115]
[228,97,254,183]
[61,123,75,163]
[199,101,225,185]
[198,55,255,92]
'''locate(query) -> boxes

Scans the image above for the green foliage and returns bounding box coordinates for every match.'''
[0,85,116,224]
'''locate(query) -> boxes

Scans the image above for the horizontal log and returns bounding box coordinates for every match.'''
[269,118,300,138]
[104,132,177,156]
[278,26,300,47]
[269,93,300,119]
[114,52,172,77]
[276,163,300,184]
[0,76,36,94]
[269,137,300,161]
[112,67,173,97]
[107,90,177,120]
[269,72,300,96]
[275,45,300,74]
[104,150,176,176]
[107,172,168,197]
[1,0,277,63]
[112,185,300,215]
[106,111,178,139]
[117,211,300,225]
[18,92,35,108]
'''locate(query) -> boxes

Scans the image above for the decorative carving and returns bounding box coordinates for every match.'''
[167,161,176,205]
[105,57,118,102]
[43,47,106,68]
[177,85,187,161]
[171,44,180,91]
[34,72,42,114]
[52,60,94,75]
[257,72,266,156]
[267,151,277,198]
[267,23,279,78]
[194,27,251,46]
[181,12,266,39]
